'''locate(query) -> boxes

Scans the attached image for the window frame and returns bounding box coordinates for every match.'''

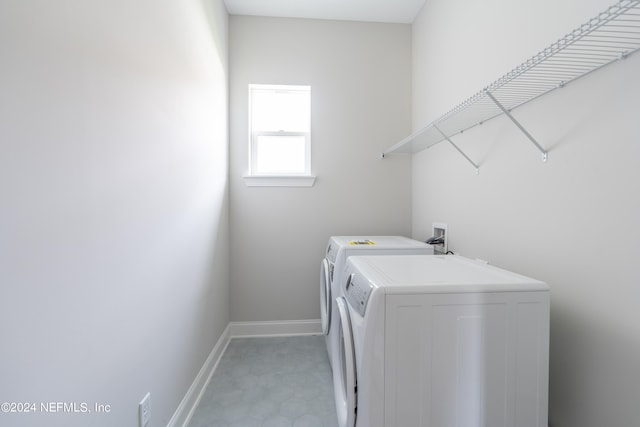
[244,84,315,187]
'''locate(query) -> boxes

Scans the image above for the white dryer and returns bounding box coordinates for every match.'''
[333,254,550,427]
[320,236,433,370]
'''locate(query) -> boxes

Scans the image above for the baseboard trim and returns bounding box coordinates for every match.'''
[167,319,322,427]
[167,323,231,427]
[229,319,322,337]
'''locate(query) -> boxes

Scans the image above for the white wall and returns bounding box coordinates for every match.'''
[229,17,412,321]
[411,1,640,426]
[0,1,229,426]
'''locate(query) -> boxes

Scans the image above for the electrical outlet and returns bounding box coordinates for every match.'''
[139,392,150,427]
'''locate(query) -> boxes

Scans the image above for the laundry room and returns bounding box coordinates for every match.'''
[1,1,639,427]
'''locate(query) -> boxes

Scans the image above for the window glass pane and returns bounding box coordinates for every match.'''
[255,135,306,174]
[251,89,310,132]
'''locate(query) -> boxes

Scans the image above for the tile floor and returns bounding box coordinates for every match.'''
[187,335,339,427]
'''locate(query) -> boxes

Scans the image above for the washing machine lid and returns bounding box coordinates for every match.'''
[327,235,432,263]
[347,255,549,294]
[330,235,428,249]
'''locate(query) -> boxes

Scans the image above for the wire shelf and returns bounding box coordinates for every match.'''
[383,0,640,164]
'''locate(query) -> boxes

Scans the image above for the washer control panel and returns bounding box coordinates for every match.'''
[344,274,373,317]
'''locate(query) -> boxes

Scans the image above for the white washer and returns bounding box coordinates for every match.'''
[333,254,550,427]
[320,236,433,369]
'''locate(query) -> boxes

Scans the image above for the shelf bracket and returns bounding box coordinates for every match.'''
[485,90,548,162]
[434,125,480,174]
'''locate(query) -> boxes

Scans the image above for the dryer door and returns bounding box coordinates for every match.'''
[334,297,357,427]
[320,258,331,335]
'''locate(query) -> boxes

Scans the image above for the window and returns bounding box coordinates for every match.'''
[245,84,314,187]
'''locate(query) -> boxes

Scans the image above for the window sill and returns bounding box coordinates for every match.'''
[243,175,316,187]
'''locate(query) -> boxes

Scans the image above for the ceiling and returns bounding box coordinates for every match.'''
[223,0,427,24]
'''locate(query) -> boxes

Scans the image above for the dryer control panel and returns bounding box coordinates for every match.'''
[344,274,373,317]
